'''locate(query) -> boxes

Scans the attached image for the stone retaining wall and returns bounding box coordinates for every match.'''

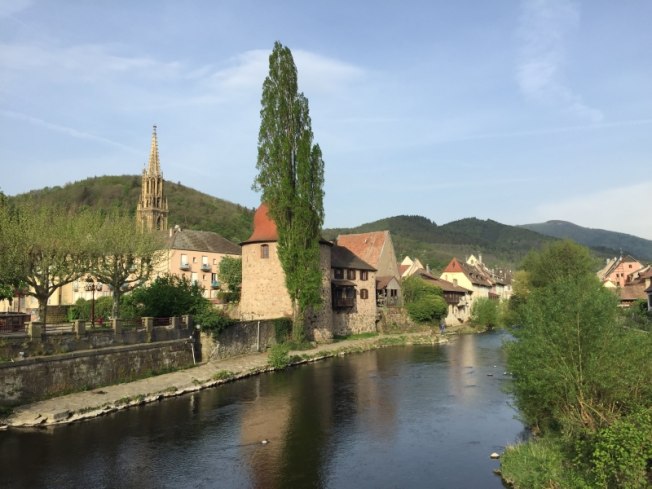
[0,340,195,405]
[200,319,279,361]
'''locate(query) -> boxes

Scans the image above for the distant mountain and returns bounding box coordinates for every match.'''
[9,175,253,243]
[325,215,557,272]
[520,220,652,262]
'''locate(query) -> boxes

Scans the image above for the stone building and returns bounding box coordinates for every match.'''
[239,203,334,341]
[331,244,377,335]
[335,231,402,306]
[136,125,169,232]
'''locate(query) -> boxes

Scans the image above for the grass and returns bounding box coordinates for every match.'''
[212,370,234,381]
[333,332,378,341]
[500,438,588,489]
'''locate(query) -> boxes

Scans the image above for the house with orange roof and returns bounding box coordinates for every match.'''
[416,269,473,325]
[239,203,378,341]
[335,231,402,307]
[440,257,493,308]
[597,255,644,288]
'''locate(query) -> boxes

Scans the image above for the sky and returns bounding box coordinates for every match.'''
[1,1,651,239]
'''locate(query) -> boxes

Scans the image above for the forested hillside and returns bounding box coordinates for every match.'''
[521,220,652,262]
[9,175,253,243]
[325,215,558,272]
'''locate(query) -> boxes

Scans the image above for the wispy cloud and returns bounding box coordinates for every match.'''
[0,109,138,152]
[517,0,603,123]
[534,181,652,239]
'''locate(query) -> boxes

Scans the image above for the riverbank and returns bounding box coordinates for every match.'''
[0,330,457,430]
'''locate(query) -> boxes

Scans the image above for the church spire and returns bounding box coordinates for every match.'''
[147,125,161,176]
[137,125,168,231]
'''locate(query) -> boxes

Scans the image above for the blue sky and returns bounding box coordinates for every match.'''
[1,0,651,239]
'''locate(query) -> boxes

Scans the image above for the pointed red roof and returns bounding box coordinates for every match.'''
[241,202,278,244]
[336,231,388,268]
[443,257,464,273]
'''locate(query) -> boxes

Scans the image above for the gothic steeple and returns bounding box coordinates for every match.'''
[136,125,169,231]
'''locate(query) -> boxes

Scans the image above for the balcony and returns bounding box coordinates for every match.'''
[333,297,355,309]
[211,281,220,289]
[201,264,211,272]
[179,262,190,271]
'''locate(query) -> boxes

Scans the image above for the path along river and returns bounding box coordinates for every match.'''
[0,331,525,488]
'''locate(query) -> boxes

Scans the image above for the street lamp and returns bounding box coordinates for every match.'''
[85,275,96,328]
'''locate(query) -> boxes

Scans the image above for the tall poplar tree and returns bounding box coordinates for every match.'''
[253,41,325,341]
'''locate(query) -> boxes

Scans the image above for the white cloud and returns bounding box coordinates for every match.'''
[534,181,652,239]
[517,0,603,123]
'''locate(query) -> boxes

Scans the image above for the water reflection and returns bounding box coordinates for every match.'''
[0,332,522,489]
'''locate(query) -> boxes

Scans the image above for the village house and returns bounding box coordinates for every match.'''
[441,257,493,305]
[597,255,645,288]
[335,231,402,307]
[400,256,473,325]
[597,255,650,307]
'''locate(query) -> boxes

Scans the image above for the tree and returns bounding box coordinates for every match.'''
[521,239,597,289]
[217,256,241,303]
[253,41,325,341]
[125,275,206,318]
[3,202,91,326]
[470,297,501,328]
[402,276,448,323]
[87,211,164,319]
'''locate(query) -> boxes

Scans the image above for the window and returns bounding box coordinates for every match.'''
[360,270,368,281]
[202,256,208,265]
[360,289,369,299]
[180,254,189,269]
[334,268,344,279]
[347,269,356,280]
[261,244,269,259]
[191,272,198,284]
[390,289,398,298]
[192,256,197,263]
[213,258,217,265]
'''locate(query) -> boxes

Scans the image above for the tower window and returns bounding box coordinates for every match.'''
[261,244,269,259]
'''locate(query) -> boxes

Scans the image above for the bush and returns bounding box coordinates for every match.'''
[274,317,292,343]
[68,296,114,323]
[268,343,291,369]
[470,297,502,328]
[402,276,447,323]
[406,295,447,323]
[126,275,206,318]
[584,408,652,489]
[195,307,233,338]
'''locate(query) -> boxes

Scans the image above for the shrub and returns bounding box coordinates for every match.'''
[195,307,233,338]
[126,275,206,318]
[470,297,502,328]
[268,343,291,369]
[584,408,652,489]
[273,317,292,343]
[406,295,447,323]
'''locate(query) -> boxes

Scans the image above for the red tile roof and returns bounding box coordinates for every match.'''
[241,202,278,244]
[443,257,492,287]
[336,231,388,268]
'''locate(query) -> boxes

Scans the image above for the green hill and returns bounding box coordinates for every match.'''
[325,215,558,273]
[9,175,253,243]
[520,220,652,262]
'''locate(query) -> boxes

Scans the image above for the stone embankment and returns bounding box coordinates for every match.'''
[1,331,450,430]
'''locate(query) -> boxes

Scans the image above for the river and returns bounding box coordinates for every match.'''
[0,331,525,488]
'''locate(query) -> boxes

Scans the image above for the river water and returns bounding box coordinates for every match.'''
[0,332,524,488]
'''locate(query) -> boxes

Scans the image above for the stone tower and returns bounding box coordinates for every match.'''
[136,125,169,231]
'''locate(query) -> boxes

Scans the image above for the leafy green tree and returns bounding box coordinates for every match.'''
[470,297,502,328]
[253,41,325,341]
[521,239,597,289]
[402,275,448,323]
[87,211,164,318]
[125,275,206,318]
[217,256,242,303]
[3,202,91,325]
[0,193,24,302]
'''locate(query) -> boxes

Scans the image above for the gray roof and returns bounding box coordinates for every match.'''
[331,244,376,271]
[165,229,241,255]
